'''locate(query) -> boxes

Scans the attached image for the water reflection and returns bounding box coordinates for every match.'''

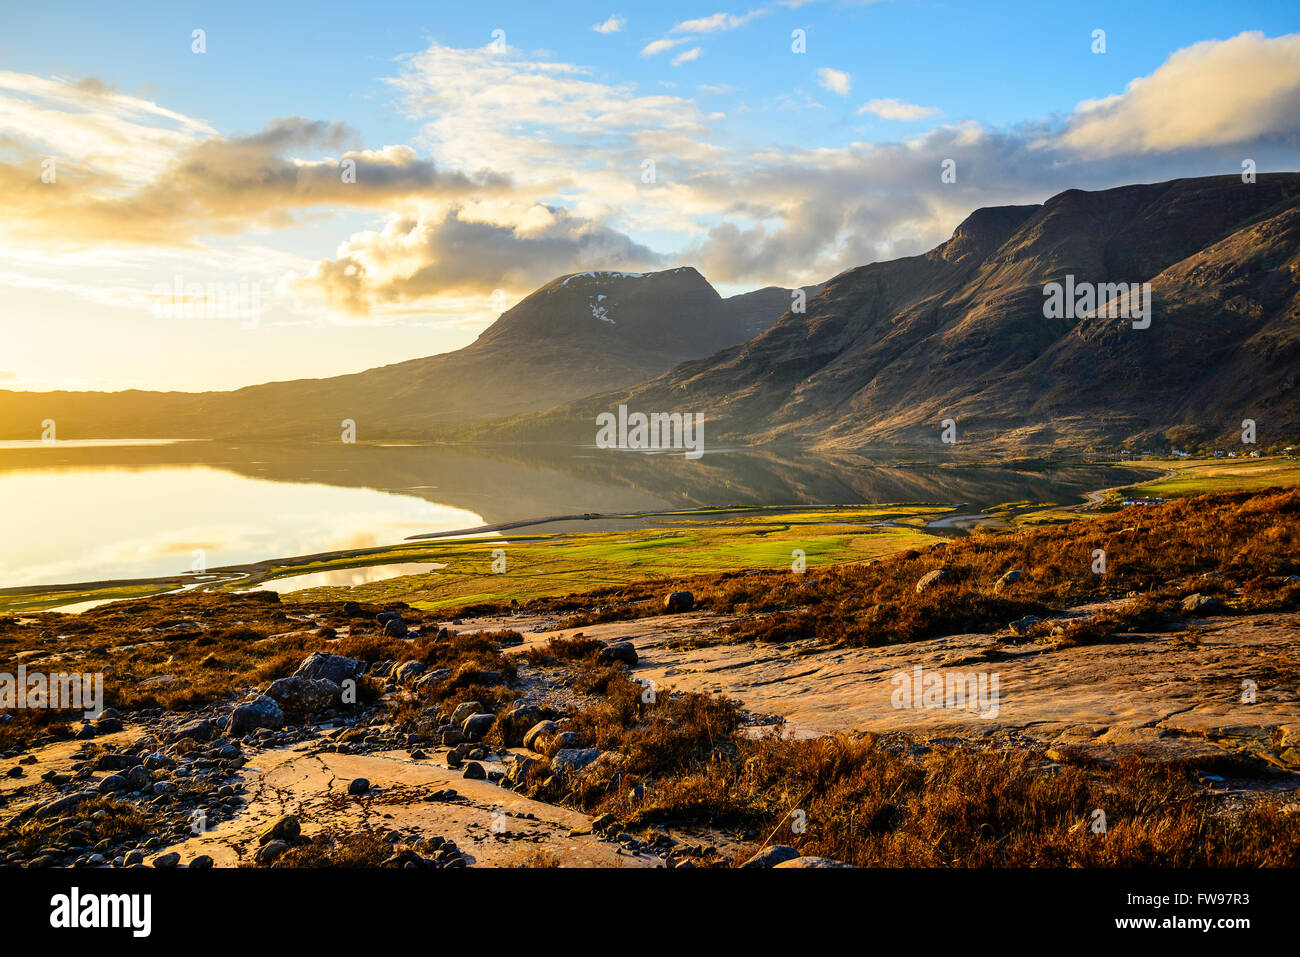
[0,440,1154,588]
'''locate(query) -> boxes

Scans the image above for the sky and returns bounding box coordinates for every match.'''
[1,0,1298,392]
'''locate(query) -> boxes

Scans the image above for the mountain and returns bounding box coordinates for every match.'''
[0,267,809,440]
[493,174,1300,453]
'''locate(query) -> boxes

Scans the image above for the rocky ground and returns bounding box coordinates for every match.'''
[3,488,1298,868]
[0,615,743,869]
[4,598,1297,868]
[472,605,1300,775]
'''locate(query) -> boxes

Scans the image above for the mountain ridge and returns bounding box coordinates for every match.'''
[0,267,812,440]
[479,173,1300,453]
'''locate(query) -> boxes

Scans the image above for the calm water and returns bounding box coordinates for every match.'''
[0,440,1150,589]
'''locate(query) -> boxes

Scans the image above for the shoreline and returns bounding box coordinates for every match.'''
[0,460,1199,612]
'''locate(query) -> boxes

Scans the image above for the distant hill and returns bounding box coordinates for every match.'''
[485,174,1300,453]
[0,267,810,440]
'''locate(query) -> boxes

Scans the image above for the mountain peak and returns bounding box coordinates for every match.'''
[551,265,706,290]
[936,204,1039,265]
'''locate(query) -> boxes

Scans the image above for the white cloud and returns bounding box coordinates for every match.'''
[593,15,625,34]
[672,47,704,66]
[0,71,215,184]
[641,36,690,56]
[816,68,851,96]
[858,97,942,120]
[670,9,768,33]
[1059,30,1300,157]
[7,29,1300,325]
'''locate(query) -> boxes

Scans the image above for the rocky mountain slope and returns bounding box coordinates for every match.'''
[501,174,1300,452]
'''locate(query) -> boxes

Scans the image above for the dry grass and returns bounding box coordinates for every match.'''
[265,828,392,868]
[0,796,159,863]
[517,668,1300,867]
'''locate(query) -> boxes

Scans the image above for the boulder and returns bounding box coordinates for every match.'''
[462,761,486,780]
[347,778,370,796]
[505,755,539,786]
[97,774,128,794]
[292,652,365,685]
[170,718,212,743]
[461,713,495,740]
[1008,615,1042,636]
[523,720,559,752]
[259,814,300,846]
[226,696,284,734]
[664,591,695,613]
[383,618,409,639]
[265,676,341,714]
[450,702,484,725]
[31,791,93,820]
[124,765,152,791]
[392,661,426,685]
[551,747,601,775]
[915,569,951,594]
[1181,593,1225,616]
[993,570,1023,594]
[501,704,544,745]
[255,841,289,866]
[412,669,450,692]
[188,855,214,869]
[741,845,801,868]
[151,852,180,869]
[599,641,638,666]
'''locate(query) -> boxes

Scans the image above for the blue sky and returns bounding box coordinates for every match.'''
[1,0,1298,391]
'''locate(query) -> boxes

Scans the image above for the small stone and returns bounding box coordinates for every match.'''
[348,778,370,796]
[151,852,181,869]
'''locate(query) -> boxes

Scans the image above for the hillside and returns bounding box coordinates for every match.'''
[493,174,1300,453]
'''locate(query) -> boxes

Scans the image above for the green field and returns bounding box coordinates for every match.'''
[1123,456,1300,497]
[0,505,943,614]
[285,505,942,610]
